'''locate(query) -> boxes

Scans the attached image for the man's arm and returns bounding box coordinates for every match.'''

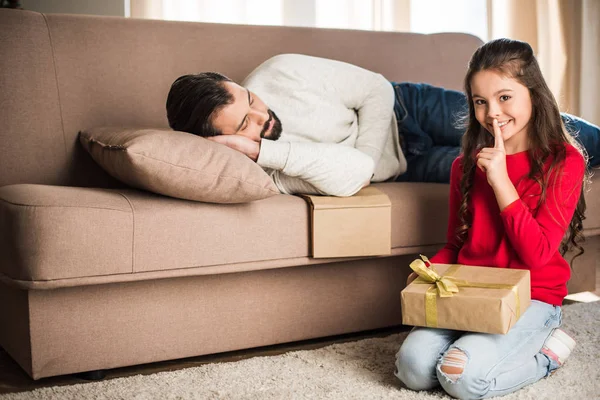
[258,139,374,196]
[350,72,396,169]
[207,133,373,196]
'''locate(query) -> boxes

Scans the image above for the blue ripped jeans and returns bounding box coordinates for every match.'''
[392,82,600,183]
[394,300,562,399]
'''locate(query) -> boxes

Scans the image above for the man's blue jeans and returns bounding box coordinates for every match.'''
[392,82,600,183]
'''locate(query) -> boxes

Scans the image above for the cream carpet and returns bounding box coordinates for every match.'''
[2,302,598,400]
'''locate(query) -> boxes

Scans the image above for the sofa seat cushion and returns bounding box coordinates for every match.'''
[1,178,598,287]
[0,184,133,282]
[0,184,308,284]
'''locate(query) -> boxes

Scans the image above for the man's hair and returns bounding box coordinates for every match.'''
[166,72,233,137]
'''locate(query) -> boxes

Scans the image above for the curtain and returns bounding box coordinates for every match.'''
[488,0,600,125]
[579,0,599,126]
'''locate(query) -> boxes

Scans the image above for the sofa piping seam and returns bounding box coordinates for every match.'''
[0,197,131,213]
[115,191,136,273]
[41,13,69,162]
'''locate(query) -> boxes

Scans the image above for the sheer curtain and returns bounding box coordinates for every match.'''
[489,0,600,124]
[130,0,409,31]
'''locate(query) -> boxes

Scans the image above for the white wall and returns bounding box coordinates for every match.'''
[20,0,127,17]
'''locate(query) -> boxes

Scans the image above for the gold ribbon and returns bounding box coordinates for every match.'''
[409,255,521,328]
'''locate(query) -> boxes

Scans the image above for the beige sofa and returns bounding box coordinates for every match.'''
[0,9,598,380]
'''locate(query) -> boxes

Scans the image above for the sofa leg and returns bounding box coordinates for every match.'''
[76,369,107,380]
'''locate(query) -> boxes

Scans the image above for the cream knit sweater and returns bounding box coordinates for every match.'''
[245,54,406,196]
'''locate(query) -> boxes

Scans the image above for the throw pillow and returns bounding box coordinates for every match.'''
[79,128,279,203]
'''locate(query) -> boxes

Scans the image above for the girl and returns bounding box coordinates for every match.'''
[394,38,588,399]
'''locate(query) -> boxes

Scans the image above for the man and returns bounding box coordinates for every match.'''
[166,54,600,196]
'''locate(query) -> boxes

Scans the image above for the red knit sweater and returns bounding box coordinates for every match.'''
[431,144,585,306]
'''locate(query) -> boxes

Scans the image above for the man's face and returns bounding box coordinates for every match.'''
[211,81,282,142]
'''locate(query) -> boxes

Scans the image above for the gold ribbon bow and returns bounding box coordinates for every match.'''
[409,255,521,328]
[409,255,463,297]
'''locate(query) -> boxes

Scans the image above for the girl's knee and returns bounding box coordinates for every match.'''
[439,348,468,382]
[395,345,439,391]
[436,347,487,399]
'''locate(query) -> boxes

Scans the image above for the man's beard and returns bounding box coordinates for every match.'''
[260,110,283,141]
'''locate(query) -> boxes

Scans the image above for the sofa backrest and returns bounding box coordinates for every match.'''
[0,9,482,188]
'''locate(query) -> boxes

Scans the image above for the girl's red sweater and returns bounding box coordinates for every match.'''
[431,144,585,306]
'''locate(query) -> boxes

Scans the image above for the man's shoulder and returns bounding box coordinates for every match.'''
[259,53,346,68]
[243,54,308,87]
[244,53,380,84]
[247,54,327,75]
[262,53,319,64]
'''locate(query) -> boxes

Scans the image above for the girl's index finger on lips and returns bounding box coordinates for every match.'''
[493,118,505,150]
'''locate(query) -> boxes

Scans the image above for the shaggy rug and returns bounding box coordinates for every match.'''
[2,301,598,400]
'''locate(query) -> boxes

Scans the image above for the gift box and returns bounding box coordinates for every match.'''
[401,256,531,334]
[301,187,391,258]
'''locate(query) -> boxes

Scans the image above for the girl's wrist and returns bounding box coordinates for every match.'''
[492,177,519,211]
[490,174,511,192]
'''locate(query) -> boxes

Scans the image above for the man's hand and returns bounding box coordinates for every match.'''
[476,119,509,188]
[207,135,260,161]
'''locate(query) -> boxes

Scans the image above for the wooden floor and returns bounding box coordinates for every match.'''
[1,264,598,395]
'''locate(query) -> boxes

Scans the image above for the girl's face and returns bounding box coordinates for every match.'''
[470,69,532,152]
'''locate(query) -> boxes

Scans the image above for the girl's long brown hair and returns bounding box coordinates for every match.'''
[458,38,589,265]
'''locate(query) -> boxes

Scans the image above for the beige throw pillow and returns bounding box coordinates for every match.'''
[79,128,279,203]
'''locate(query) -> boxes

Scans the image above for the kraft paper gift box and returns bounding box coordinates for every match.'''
[301,186,391,258]
[401,256,531,334]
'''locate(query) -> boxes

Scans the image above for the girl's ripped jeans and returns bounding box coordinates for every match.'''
[394,300,562,399]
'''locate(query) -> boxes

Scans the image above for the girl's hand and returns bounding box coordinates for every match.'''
[207,135,260,161]
[476,119,509,188]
